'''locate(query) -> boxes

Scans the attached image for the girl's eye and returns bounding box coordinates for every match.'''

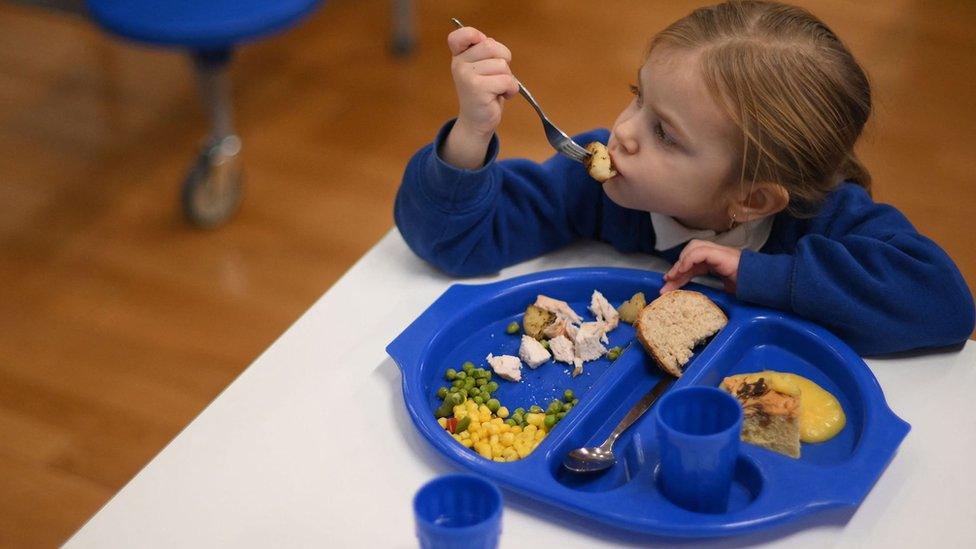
[628,83,642,107]
[654,121,677,147]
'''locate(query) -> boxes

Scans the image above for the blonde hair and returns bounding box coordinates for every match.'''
[650,0,872,216]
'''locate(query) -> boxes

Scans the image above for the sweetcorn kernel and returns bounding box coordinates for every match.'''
[437,418,448,429]
[500,432,515,446]
[497,407,509,419]
[502,448,518,461]
[461,439,474,448]
[475,442,492,458]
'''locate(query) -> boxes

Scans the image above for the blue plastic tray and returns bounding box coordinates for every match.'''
[386,267,910,538]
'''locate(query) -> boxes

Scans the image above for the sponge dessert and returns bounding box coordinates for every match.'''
[721,373,802,458]
[634,290,727,377]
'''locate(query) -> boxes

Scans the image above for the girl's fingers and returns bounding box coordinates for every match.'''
[470,58,512,76]
[481,74,519,97]
[660,262,710,293]
[447,27,487,56]
[455,37,512,64]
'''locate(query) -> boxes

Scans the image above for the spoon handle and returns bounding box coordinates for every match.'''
[602,377,674,449]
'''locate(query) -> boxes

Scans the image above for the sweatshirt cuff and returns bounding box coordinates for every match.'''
[420,118,501,212]
[736,250,795,311]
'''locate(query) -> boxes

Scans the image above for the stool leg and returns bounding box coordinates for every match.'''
[392,0,415,56]
[181,49,243,228]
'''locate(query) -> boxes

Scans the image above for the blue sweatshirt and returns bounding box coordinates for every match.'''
[394,121,975,355]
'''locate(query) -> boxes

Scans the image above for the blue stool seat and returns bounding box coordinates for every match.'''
[87,0,323,49]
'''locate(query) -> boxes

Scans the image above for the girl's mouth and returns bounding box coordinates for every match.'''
[608,150,622,180]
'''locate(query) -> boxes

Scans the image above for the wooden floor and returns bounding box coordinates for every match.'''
[1,0,973,545]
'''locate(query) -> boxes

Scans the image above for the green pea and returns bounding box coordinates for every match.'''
[474,396,485,405]
[563,389,575,402]
[544,415,557,429]
[464,379,475,389]
[476,378,487,387]
[456,371,467,380]
[557,412,567,420]
[468,387,480,398]
[486,399,500,413]
[505,418,517,426]
[505,321,520,335]
[514,407,526,416]
[437,387,448,399]
[563,403,573,412]
[529,405,543,414]
[486,382,499,393]
[571,398,579,406]
[455,416,471,433]
[451,393,465,405]
[548,400,563,414]
[458,388,469,398]
[607,350,620,361]
[452,379,463,388]
[446,368,457,381]
[511,412,524,425]
[462,362,475,373]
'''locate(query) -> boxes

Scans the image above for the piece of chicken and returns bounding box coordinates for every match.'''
[518,335,551,369]
[486,353,523,382]
[589,290,620,332]
[534,295,583,324]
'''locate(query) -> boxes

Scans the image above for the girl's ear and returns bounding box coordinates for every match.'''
[731,182,790,222]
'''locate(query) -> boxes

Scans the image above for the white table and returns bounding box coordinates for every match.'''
[67,230,976,548]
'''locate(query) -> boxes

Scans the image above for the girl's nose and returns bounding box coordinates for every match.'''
[612,118,639,156]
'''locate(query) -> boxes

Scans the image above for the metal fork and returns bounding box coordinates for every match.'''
[451,18,591,163]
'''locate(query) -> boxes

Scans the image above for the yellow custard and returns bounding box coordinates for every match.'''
[731,370,846,443]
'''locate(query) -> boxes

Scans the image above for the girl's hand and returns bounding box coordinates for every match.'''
[660,240,741,294]
[447,26,519,139]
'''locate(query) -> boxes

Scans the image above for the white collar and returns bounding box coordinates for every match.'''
[650,212,774,252]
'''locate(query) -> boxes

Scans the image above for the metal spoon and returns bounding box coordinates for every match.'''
[563,377,675,473]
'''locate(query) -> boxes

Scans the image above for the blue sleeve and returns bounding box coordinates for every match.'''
[737,185,975,355]
[394,120,632,276]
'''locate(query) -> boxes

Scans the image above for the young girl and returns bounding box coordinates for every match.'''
[394,0,974,355]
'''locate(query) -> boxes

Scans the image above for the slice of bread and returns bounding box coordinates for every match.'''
[634,290,727,377]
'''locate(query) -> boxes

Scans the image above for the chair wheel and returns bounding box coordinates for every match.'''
[181,136,243,228]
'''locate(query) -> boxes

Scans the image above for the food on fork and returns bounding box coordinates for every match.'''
[721,373,802,458]
[635,290,728,377]
[584,141,617,182]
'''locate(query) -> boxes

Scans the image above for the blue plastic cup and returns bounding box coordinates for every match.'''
[655,386,743,514]
[413,474,502,549]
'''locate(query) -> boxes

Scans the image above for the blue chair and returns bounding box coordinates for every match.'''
[86,0,324,227]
